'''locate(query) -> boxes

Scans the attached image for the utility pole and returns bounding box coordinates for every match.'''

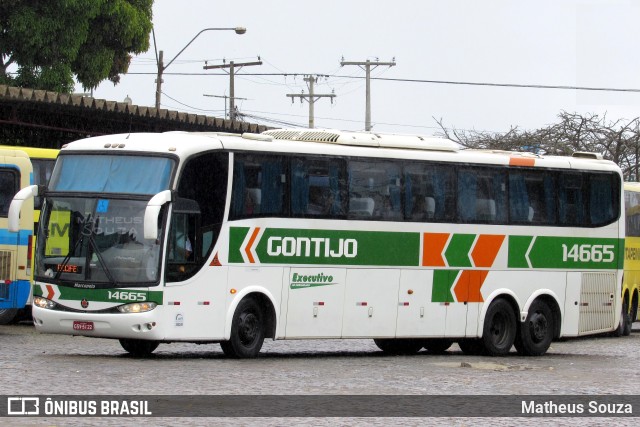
[203,59,262,120]
[155,50,164,110]
[203,93,248,119]
[340,57,396,131]
[286,76,335,128]
[153,27,247,110]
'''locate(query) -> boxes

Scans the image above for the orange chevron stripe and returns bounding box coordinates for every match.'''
[422,233,450,267]
[471,234,505,267]
[453,270,488,303]
[244,227,261,264]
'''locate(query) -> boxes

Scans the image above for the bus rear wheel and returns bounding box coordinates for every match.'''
[220,297,265,359]
[482,298,516,356]
[614,299,632,337]
[515,299,554,356]
[374,338,422,355]
[119,339,159,357]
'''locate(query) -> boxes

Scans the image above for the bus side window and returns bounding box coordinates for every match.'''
[231,154,284,218]
[168,212,192,263]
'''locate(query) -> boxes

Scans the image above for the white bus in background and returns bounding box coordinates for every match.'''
[10,129,624,358]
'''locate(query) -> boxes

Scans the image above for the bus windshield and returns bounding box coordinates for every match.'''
[49,154,173,194]
[36,197,163,287]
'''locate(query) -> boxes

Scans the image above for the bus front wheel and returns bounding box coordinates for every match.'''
[515,299,554,356]
[119,339,159,357]
[374,338,422,355]
[482,298,517,356]
[220,297,265,358]
[422,339,453,354]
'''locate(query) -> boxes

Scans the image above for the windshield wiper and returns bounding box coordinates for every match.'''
[54,213,90,280]
[54,213,117,286]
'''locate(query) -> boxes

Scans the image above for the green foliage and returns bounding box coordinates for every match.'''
[0,0,153,92]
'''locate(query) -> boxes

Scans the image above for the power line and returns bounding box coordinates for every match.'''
[125,71,640,93]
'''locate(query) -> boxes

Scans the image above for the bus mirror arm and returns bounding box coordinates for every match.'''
[144,190,173,240]
[8,184,39,232]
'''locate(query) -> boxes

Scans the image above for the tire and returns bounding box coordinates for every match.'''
[622,299,632,336]
[623,311,632,336]
[514,299,554,356]
[422,339,453,354]
[220,297,265,358]
[613,300,630,337]
[482,299,517,356]
[119,339,159,356]
[458,339,485,355]
[373,338,422,355]
[0,308,18,325]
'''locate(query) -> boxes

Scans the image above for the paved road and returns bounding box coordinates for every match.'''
[1,322,639,426]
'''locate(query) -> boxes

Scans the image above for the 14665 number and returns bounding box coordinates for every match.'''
[107,291,146,301]
[562,244,615,263]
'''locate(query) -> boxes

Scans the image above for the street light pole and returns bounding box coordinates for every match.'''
[154,27,246,110]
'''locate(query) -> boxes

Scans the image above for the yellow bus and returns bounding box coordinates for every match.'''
[0,146,59,228]
[0,148,34,324]
[0,146,58,323]
[621,182,640,333]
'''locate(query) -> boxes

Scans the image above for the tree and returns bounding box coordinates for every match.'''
[436,111,640,180]
[0,0,153,93]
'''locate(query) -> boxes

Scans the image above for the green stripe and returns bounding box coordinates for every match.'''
[36,285,163,305]
[508,235,534,268]
[444,234,475,267]
[432,270,458,302]
[229,227,250,263]
[508,236,624,269]
[254,228,420,266]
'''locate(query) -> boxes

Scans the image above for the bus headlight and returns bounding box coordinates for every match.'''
[33,296,57,310]
[116,302,157,313]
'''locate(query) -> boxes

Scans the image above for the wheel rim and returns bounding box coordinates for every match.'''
[528,311,548,343]
[490,312,509,346]
[238,311,259,346]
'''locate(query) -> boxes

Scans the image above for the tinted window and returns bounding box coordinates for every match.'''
[291,156,346,218]
[231,154,286,219]
[0,169,18,217]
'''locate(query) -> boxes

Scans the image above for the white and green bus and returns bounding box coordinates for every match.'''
[10,129,624,357]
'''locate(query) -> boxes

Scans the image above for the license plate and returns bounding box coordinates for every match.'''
[73,321,94,331]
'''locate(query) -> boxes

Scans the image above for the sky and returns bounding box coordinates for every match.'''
[85,0,640,136]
